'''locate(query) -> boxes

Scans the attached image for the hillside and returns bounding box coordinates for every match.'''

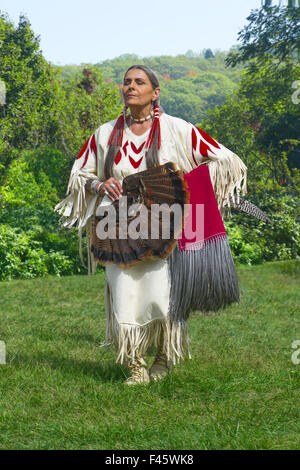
[56,50,243,124]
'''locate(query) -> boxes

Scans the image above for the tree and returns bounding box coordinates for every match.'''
[0,13,56,150]
[0,12,123,279]
[225,4,300,67]
[219,2,300,177]
[204,49,214,59]
[54,66,122,157]
[0,13,122,157]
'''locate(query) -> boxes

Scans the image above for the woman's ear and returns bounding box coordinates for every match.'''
[119,85,125,104]
[153,87,160,102]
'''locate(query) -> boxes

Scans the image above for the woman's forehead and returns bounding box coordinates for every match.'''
[124,68,150,81]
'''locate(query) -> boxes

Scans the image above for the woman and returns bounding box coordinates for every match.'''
[55,65,247,385]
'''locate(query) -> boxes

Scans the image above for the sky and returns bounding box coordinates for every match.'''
[0,0,266,65]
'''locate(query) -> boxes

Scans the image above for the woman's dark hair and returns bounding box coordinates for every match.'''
[104,65,162,180]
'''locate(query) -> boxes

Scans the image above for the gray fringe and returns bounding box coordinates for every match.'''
[167,236,240,322]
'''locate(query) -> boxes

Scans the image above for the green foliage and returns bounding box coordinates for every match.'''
[21,146,72,199]
[0,150,90,277]
[225,221,264,265]
[0,14,123,281]
[201,61,300,187]
[53,66,122,156]
[226,5,300,68]
[94,51,242,83]
[225,189,300,265]
[0,155,58,231]
[0,13,56,148]
[160,72,237,123]
[0,225,74,280]
[0,13,122,157]
[239,62,300,171]
[200,3,300,270]
[57,51,242,124]
[0,9,300,280]
[221,3,300,178]
[204,49,214,60]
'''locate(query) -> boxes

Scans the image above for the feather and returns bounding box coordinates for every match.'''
[91,163,190,267]
[226,196,273,224]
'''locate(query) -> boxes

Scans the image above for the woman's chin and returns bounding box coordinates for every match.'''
[126,99,139,106]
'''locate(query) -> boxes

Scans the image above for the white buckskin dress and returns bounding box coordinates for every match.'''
[55,113,247,364]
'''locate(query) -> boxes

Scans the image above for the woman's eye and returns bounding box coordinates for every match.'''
[123,80,145,86]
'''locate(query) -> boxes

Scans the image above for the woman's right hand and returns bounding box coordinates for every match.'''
[98,177,123,201]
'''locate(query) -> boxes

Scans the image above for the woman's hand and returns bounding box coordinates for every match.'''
[98,177,123,201]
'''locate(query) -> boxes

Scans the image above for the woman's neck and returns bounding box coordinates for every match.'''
[124,104,153,136]
[129,105,152,120]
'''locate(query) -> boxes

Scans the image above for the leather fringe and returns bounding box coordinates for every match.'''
[104,282,191,365]
[168,237,240,322]
[206,152,248,217]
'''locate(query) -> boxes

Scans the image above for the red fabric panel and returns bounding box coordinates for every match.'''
[115,151,122,165]
[131,142,145,154]
[196,127,221,149]
[90,134,97,163]
[192,128,197,151]
[80,148,89,169]
[129,156,143,169]
[200,139,213,157]
[76,138,89,160]
[178,164,226,250]
[123,141,129,156]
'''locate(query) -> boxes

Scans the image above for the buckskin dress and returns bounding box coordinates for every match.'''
[54,113,247,364]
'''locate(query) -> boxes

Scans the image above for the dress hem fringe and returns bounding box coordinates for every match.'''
[105,282,191,365]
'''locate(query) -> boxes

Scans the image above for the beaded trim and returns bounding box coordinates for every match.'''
[130,111,154,123]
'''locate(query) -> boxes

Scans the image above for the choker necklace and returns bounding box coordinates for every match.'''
[130,111,154,123]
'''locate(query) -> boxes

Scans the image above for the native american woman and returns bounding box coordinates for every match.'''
[55,65,247,385]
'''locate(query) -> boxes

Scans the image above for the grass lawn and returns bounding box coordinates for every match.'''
[0,260,299,450]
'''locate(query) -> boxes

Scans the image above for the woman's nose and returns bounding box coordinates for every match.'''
[128,81,136,90]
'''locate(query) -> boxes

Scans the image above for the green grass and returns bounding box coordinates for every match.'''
[0,261,299,450]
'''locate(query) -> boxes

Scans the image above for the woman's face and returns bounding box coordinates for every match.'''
[123,68,160,109]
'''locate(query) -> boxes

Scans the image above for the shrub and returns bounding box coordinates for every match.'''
[225,221,264,265]
[225,189,300,265]
[0,225,75,280]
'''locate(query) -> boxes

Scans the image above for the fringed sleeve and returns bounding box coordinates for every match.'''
[54,133,101,273]
[189,124,247,217]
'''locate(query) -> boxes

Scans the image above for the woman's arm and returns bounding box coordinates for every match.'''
[54,132,100,229]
